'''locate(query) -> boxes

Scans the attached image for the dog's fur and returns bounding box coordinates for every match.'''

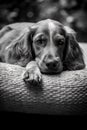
[0,19,85,84]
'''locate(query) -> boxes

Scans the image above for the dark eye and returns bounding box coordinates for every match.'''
[36,39,46,46]
[55,38,65,46]
[58,39,64,45]
[37,39,43,44]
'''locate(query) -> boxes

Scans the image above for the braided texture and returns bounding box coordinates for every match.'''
[0,62,87,115]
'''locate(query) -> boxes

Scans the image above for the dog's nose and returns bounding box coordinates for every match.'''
[46,59,59,70]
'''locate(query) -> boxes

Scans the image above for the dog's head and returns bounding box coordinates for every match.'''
[30,19,85,73]
[7,19,85,73]
[31,19,66,73]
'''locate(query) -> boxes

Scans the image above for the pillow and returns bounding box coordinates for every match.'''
[0,61,87,115]
[0,43,87,115]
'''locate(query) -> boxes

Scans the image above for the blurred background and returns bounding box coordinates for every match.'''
[0,0,87,42]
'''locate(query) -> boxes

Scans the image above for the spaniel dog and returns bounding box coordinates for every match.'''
[0,19,85,85]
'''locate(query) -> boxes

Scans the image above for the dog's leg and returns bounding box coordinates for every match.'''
[22,61,42,86]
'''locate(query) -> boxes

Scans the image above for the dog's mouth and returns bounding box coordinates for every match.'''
[35,58,63,74]
[39,66,63,74]
[41,70,62,74]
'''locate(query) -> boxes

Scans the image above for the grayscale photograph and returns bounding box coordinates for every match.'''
[0,0,87,120]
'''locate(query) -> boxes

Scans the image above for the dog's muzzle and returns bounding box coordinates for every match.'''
[40,56,63,74]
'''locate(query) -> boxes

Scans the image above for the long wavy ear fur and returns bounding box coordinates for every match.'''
[6,29,33,67]
[63,26,85,70]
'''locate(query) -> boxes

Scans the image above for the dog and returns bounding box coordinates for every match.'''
[0,19,85,85]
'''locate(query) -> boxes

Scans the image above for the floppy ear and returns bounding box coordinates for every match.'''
[6,28,34,67]
[63,26,85,70]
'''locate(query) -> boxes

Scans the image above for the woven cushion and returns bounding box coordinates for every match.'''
[0,43,87,115]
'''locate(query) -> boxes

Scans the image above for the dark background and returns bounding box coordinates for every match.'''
[0,0,87,42]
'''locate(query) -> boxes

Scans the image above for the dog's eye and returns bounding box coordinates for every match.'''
[55,39,64,46]
[58,40,64,45]
[36,39,46,46]
[37,39,43,44]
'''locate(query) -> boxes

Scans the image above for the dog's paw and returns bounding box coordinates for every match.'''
[22,69,42,86]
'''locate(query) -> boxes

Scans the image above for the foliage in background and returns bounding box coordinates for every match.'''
[0,0,87,41]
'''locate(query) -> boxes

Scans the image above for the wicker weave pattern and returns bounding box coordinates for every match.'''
[0,63,87,115]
